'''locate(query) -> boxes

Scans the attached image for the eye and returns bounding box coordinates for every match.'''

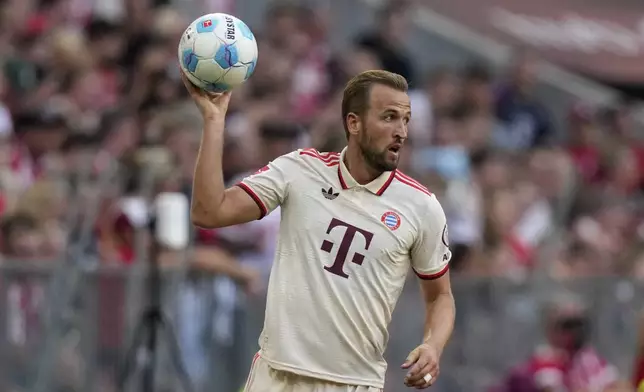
[384,114,394,121]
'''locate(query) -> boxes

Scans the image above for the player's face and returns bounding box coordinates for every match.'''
[358,84,411,172]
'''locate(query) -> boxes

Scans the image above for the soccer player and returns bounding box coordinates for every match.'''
[183,69,455,391]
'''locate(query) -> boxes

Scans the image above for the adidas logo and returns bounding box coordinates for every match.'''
[321,187,339,200]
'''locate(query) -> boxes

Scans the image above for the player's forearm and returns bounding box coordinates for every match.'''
[422,292,455,356]
[191,118,227,227]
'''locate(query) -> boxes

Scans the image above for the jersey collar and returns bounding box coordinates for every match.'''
[337,147,396,196]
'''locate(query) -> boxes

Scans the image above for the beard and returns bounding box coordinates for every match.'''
[358,132,399,172]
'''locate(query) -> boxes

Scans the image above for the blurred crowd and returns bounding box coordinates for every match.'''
[1,0,644,281]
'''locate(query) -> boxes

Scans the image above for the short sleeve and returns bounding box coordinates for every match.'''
[410,196,451,280]
[236,152,296,219]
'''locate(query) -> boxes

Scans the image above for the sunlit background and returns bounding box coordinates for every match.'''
[1,0,644,391]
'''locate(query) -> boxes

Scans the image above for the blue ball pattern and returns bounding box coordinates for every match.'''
[214,44,239,69]
[182,49,199,73]
[237,21,255,41]
[181,14,258,90]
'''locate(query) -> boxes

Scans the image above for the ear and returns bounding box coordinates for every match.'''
[346,113,361,137]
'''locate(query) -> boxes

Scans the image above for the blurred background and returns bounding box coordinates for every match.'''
[2,0,644,391]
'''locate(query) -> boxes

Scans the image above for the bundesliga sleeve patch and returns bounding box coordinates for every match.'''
[253,165,269,175]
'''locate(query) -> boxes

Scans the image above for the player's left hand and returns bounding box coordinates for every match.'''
[401,343,441,389]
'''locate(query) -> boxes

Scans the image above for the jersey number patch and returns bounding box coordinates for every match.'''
[320,218,374,279]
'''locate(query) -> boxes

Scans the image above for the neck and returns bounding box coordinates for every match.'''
[345,143,383,185]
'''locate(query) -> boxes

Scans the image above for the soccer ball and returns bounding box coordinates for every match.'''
[178,13,258,93]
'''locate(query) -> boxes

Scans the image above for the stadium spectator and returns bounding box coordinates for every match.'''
[492,294,620,392]
[566,102,604,185]
[1,213,46,259]
[408,67,461,146]
[356,2,415,85]
[494,52,554,150]
[10,110,67,192]
[13,178,68,256]
[459,63,507,155]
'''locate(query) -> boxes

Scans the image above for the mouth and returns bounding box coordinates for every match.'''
[387,143,402,156]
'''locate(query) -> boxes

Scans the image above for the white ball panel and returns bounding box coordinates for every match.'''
[235,38,257,64]
[221,65,248,86]
[193,33,220,58]
[195,60,226,83]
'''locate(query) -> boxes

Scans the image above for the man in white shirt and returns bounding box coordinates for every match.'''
[184,69,455,390]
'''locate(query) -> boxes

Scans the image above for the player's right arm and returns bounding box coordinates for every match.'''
[182,72,259,228]
[183,72,290,228]
[192,141,262,228]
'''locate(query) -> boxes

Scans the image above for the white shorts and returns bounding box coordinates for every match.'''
[243,353,382,392]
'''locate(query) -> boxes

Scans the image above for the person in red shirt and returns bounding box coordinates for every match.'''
[493,295,619,392]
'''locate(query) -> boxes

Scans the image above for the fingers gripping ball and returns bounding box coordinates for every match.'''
[178,13,258,93]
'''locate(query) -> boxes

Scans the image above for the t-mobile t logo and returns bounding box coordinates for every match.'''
[321,218,374,279]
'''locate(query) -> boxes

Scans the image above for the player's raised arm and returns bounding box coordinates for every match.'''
[182,73,266,228]
[402,196,455,389]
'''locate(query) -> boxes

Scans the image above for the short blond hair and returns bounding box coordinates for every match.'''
[341,70,408,138]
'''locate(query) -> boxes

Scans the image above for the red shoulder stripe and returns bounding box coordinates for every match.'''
[394,173,432,196]
[300,150,340,166]
[396,171,430,191]
[304,148,339,156]
[300,148,340,162]
[299,151,340,165]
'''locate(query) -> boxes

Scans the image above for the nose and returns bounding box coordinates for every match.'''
[394,119,408,139]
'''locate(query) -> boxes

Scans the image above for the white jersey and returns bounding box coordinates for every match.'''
[237,147,451,388]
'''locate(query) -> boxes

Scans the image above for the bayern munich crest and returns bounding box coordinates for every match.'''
[381,211,401,231]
